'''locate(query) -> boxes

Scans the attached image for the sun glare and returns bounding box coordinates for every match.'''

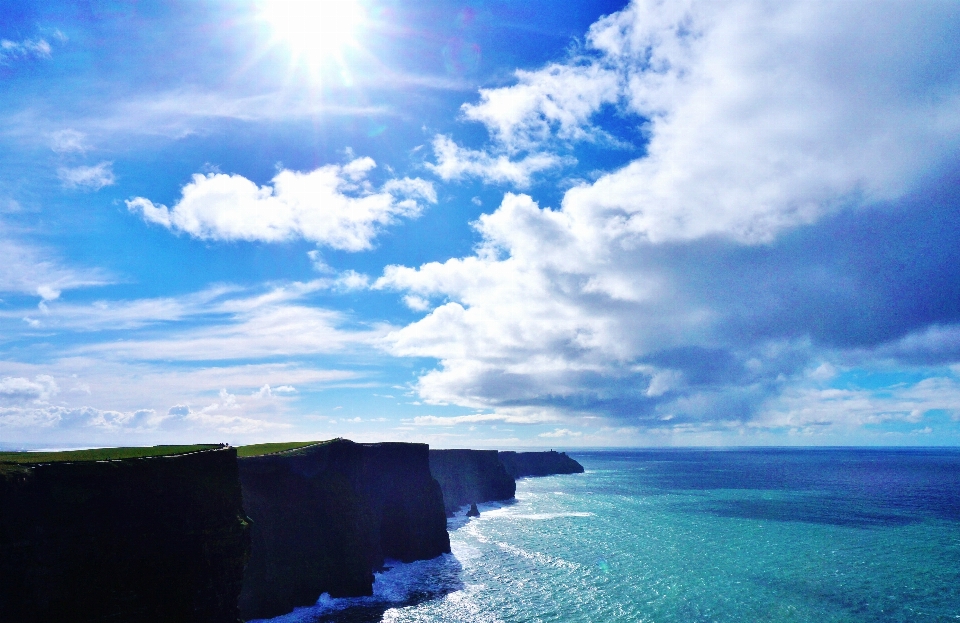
[261,0,365,64]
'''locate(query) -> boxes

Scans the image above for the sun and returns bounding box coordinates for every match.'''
[260,0,365,66]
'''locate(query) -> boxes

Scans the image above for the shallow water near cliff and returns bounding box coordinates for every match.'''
[257,449,960,622]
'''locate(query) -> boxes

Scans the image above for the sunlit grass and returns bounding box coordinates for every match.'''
[236,440,330,458]
[0,445,222,465]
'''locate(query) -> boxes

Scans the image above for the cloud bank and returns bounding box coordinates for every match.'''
[381,0,960,438]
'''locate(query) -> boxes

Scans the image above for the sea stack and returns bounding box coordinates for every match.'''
[466,502,480,517]
[429,449,517,515]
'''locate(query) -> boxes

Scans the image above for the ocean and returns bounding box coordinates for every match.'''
[256,448,960,623]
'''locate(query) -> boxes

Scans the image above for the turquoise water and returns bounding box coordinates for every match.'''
[262,449,960,623]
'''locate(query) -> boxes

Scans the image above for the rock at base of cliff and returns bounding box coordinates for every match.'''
[466,502,480,517]
[429,449,516,516]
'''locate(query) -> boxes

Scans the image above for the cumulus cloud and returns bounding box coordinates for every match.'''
[0,375,59,403]
[449,0,960,242]
[127,158,435,250]
[462,62,621,151]
[58,162,116,191]
[427,135,571,187]
[379,0,960,434]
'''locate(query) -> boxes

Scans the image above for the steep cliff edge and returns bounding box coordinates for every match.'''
[0,445,249,623]
[238,439,450,621]
[429,449,516,515]
[498,450,585,478]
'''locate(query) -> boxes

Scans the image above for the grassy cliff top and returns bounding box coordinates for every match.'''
[0,444,222,465]
[236,440,331,458]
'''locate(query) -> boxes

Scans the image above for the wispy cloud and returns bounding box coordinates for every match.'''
[0,36,53,63]
[58,162,115,191]
[50,129,87,154]
[5,279,387,360]
[0,234,111,299]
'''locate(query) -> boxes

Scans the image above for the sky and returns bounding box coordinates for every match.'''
[2,0,960,449]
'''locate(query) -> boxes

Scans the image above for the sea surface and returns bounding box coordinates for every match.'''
[259,448,960,623]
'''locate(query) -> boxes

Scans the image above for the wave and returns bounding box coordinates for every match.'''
[512,511,594,520]
[250,554,464,623]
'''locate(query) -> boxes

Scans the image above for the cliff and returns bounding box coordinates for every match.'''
[429,449,516,515]
[237,439,450,621]
[498,450,585,478]
[0,445,249,623]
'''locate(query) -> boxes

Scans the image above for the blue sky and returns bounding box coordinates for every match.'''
[2,0,960,449]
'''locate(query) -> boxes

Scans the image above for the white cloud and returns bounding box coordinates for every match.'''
[58,162,116,191]
[403,295,431,312]
[0,284,240,331]
[0,37,52,63]
[0,234,111,299]
[448,0,960,243]
[539,428,582,438]
[0,403,282,434]
[0,375,59,402]
[568,0,960,243]
[376,0,960,433]
[427,135,570,187]
[127,157,435,250]
[413,408,561,426]
[76,301,386,362]
[462,62,621,151]
[334,270,370,291]
[50,129,87,153]
[756,375,960,434]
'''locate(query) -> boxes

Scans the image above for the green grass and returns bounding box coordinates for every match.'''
[236,440,332,458]
[0,444,221,465]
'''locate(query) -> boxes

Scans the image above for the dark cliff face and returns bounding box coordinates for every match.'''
[238,439,450,621]
[0,446,249,623]
[429,449,517,515]
[498,450,585,478]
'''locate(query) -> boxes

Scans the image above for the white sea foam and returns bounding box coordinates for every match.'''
[512,511,594,520]
[250,553,463,622]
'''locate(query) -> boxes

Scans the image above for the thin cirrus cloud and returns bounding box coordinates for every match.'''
[58,162,116,191]
[0,280,372,437]
[0,36,53,63]
[10,279,387,360]
[377,0,960,435]
[127,157,436,250]
[0,235,111,301]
